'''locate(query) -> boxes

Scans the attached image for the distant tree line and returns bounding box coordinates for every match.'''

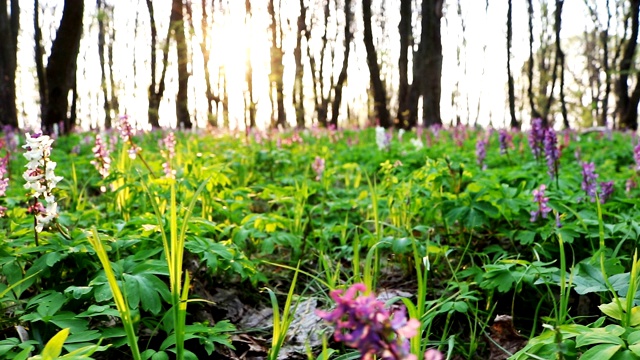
[0,0,639,134]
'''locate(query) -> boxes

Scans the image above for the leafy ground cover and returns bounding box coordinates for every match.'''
[1,121,640,360]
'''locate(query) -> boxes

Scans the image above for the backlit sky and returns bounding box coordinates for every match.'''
[15,0,610,131]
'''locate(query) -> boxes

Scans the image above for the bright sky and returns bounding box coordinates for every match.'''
[14,0,608,131]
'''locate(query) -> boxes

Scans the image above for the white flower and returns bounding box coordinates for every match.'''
[376,126,390,150]
[398,129,405,141]
[410,138,424,150]
[22,133,62,232]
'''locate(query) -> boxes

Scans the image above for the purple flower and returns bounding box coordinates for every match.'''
[161,132,176,179]
[531,184,551,222]
[116,115,139,159]
[476,137,488,169]
[0,155,8,197]
[498,129,512,155]
[90,134,111,180]
[316,283,420,360]
[634,141,640,171]
[312,156,325,181]
[528,118,545,160]
[581,162,598,202]
[599,181,614,204]
[626,179,637,193]
[543,128,560,179]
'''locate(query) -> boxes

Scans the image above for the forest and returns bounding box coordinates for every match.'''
[3,0,640,360]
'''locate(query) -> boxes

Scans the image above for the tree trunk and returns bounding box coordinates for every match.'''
[600,0,611,127]
[146,0,170,129]
[97,0,111,129]
[507,0,518,129]
[419,0,443,127]
[526,0,540,121]
[245,0,256,129]
[396,0,411,128]
[330,0,353,128]
[0,0,19,128]
[41,0,84,135]
[268,0,286,129]
[616,0,640,130]
[554,0,568,129]
[34,0,46,115]
[292,0,306,128]
[362,0,390,127]
[171,0,191,129]
[199,0,218,127]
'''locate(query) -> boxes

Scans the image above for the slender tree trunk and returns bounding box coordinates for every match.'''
[146,0,171,129]
[419,0,443,127]
[97,0,111,129]
[0,0,19,128]
[171,0,191,128]
[396,0,411,128]
[330,0,353,128]
[197,0,219,127]
[554,0,568,129]
[507,0,518,129]
[268,0,286,128]
[245,0,256,129]
[616,0,640,130]
[34,0,47,115]
[292,0,306,128]
[41,0,84,135]
[527,0,540,120]
[362,0,390,127]
[600,0,611,127]
[106,4,118,127]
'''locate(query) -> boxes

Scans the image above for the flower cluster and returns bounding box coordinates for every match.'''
[530,184,551,222]
[599,180,614,204]
[161,132,176,179]
[312,156,325,181]
[498,129,512,155]
[116,115,139,159]
[376,126,391,151]
[316,283,421,360]
[90,134,111,181]
[0,152,7,217]
[476,137,488,169]
[581,162,598,202]
[634,141,640,171]
[528,118,545,160]
[410,137,424,150]
[23,133,63,232]
[543,127,559,179]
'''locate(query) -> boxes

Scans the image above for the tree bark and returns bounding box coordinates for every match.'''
[396,0,411,128]
[41,0,84,135]
[245,0,256,129]
[330,0,353,128]
[527,0,540,121]
[268,0,286,128]
[507,0,518,129]
[0,0,19,128]
[97,0,113,129]
[146,0,171,129]
[171,0,191,129]
[292,0,307,128]
[362,0,391,127]
[554,0,568,129]
[419,0,443,127]
[601,0,612,127]
[616,0,640,130]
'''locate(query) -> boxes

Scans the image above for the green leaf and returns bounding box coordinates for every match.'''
[576,330,624,347]
[599,301,624,321]
[123,272,169,315]
[515,230,537,245]
[41,328,70,360]
[578,344,622,360]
